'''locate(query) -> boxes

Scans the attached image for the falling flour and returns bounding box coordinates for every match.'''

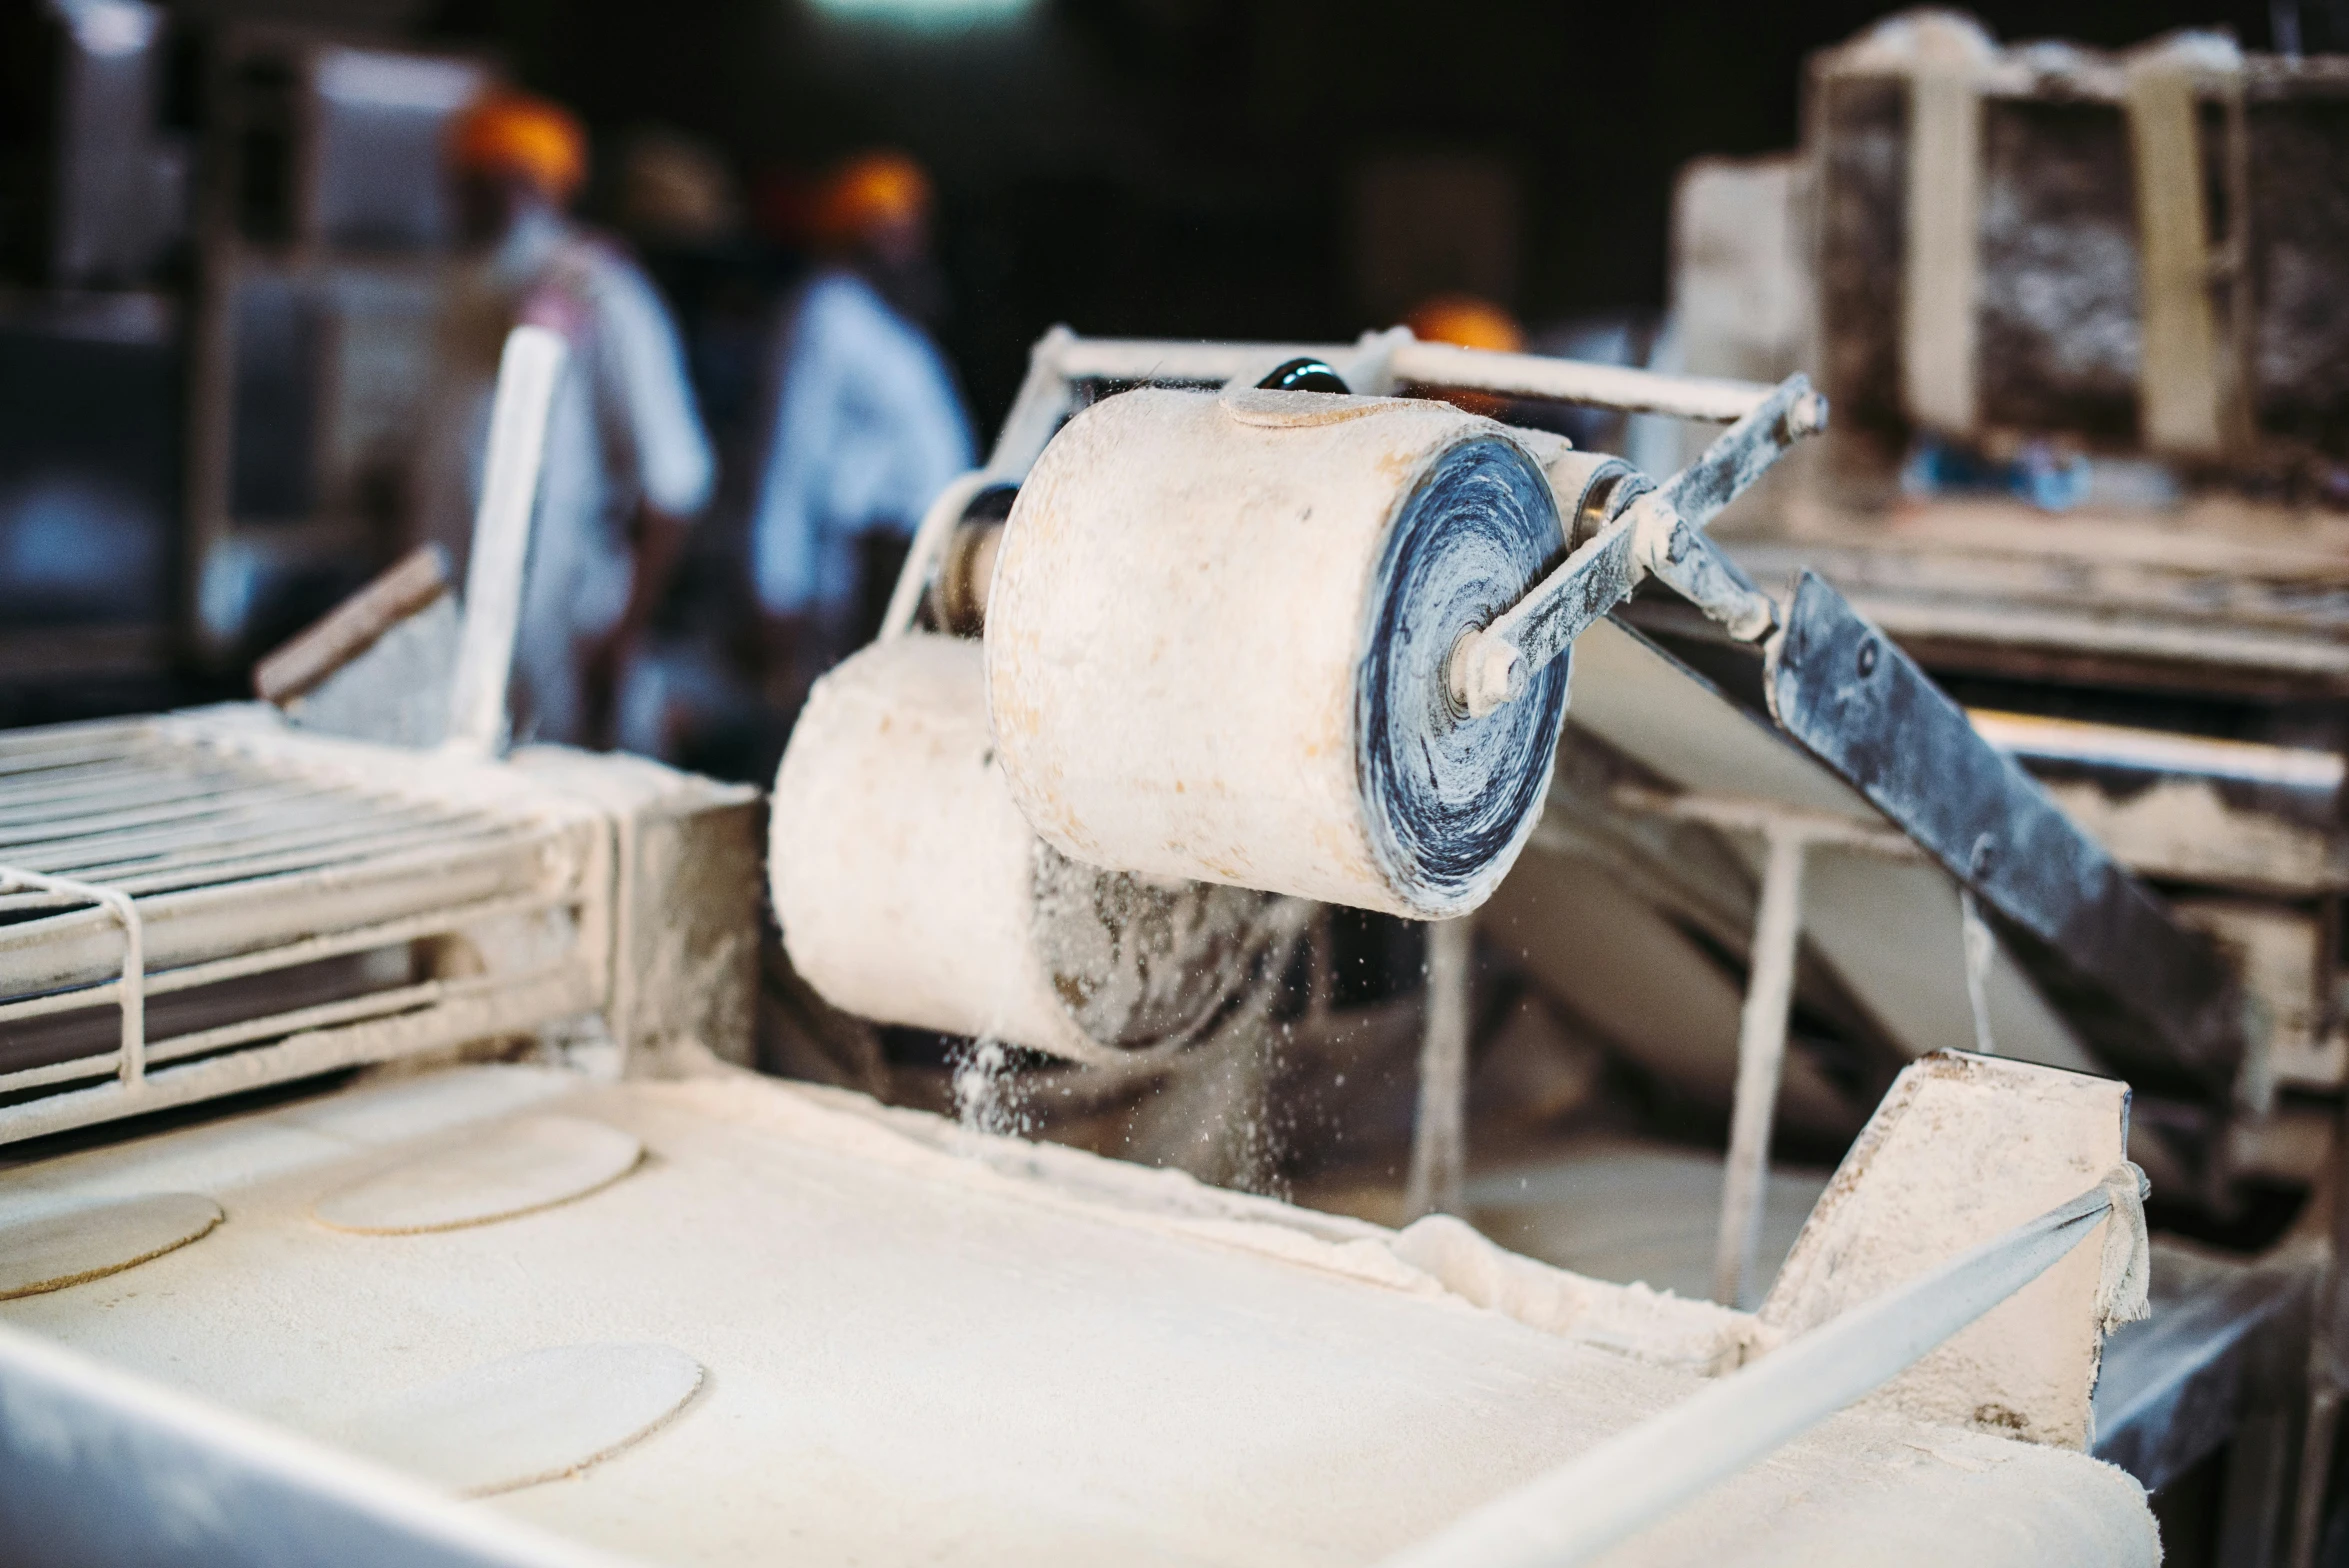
[771,634,1304,1064]
[954,1036,1028,1141]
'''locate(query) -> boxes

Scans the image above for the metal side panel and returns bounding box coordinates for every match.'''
[1766,571,2245,1099]
[0,1320,615,1568]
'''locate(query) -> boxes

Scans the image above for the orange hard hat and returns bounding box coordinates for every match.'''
[448,91,589,203]
[810,151,932,245]
[1405,294,1525,354]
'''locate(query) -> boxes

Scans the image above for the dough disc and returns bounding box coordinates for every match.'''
[311,1114,642,1235]
[335,1342,704,1495]
[0,1193,224,1300]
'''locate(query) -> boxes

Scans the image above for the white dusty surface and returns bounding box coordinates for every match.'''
[0,1065,2156,1568]
[772,634,1098,1058]
[1761,1054,2132,1449]
[335,1341,705,1496]
[0,1191,223,1299]
[311,1113,643,1234]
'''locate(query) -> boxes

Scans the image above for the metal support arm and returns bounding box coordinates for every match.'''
[1450,375,1828,718]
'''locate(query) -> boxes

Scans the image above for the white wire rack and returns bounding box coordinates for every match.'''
[0,713,609,1144]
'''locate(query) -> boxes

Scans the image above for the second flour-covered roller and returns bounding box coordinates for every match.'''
[986,386,1572,919]
[772,633,1301,1063]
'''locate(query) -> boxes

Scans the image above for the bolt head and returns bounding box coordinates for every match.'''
[1450,634,1526,719]
[1471,641,1525,716]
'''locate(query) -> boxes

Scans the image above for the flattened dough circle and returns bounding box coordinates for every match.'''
[336,1342,704,1496]
[311,1114,642,1235]
[0,1193,224,1300]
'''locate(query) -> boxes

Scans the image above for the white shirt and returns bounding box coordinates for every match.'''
[420,206,715,742]
[751,270,974,621]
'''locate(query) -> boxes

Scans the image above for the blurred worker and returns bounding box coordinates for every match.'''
[750,151,974,713]
[417,90,715,747]
[1404,294,1524,420]
[1406,294,1524,356]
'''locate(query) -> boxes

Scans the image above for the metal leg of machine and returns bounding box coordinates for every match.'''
[1406,916,1473,1221]
[1713,828,1808,1309]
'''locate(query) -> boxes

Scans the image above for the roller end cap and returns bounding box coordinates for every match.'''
[1449,632,1525,721]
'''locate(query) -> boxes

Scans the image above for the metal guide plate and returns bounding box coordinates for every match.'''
[1765,571,2242,1097]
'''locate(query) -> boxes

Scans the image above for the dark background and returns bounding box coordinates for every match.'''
[415,0,2292,429]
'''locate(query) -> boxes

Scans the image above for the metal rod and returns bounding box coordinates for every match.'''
[1713,827,1808,1308]
[2,789,402,872]
[0,783,308,856]
[445,325,568,758]
[1389,339,1780,422]
[0,769,242,827]
[881,471,996,641]
[43,814,501,897]
[0,766,182,814]
[134,887,567,1000]
[1406,917,1474,1220]
[10,815,495,898]
[1448,511,1643,718]
[1968,707,2345,792]
[1959,887,1999,1057]
[1381,1175,2132,1568]
[0,1052,121,1095]
[42,810,449,886]
[0,749,157,784]
[2,867,143,1087]
[0,715,150,755]
[1053,335,1351,386]
[0,968,598,1145]
[137,962,570,1069]
[1646,374,1829,532]
[0,731,154,776]
[0,764,307,827]
[0,976,126,1027]
[0,822,583,995]
[138,981,451,1069]
[977,330,1800,498]
[0,885,574,1028]
[983,325,1077,478]
[1608,786,1920,860]
[1043,333,1783,422]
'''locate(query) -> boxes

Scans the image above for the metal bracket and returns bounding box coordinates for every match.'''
[1449,374,1829,718]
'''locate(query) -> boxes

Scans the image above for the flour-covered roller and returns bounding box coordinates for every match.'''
[771,634,1301,1063]
[986,386,1570,919]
